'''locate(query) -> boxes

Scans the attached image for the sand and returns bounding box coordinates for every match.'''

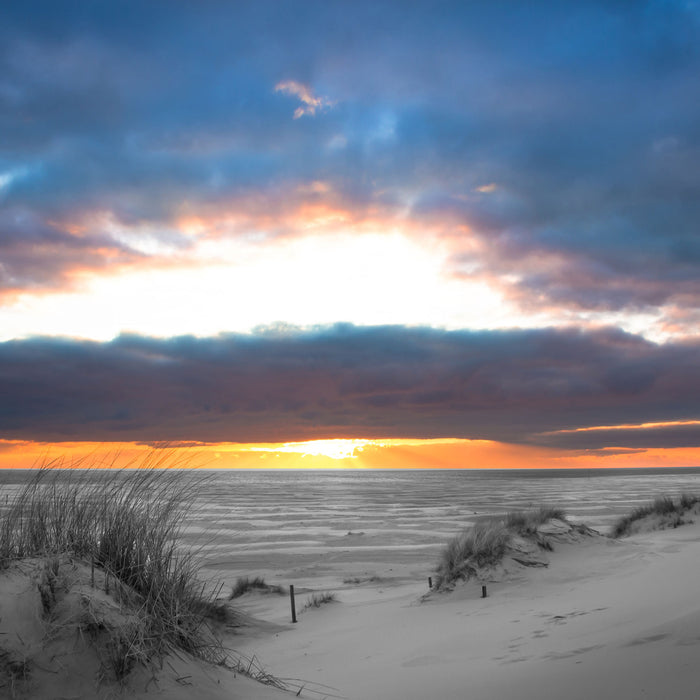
[3,518,700,699]
[0,558,290,700]
[234,519,700,699]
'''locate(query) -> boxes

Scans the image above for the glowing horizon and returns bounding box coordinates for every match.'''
[1,438,699,472]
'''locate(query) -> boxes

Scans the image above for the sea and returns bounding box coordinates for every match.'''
[2,467,700,588]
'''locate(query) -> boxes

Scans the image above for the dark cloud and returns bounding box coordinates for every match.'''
[1,0,700,321]
[1,325,699,448]
[138,441,213,450]
[537,424,700,451]
[0,206,137,292]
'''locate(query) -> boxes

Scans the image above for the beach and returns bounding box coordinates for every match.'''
[233,515,700,699]
[2,468,700,699]
[6,1,700,697]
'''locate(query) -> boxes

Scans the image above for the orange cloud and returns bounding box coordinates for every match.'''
[274,80,336,118]
[544,419,700,435]
[173,188,402,242]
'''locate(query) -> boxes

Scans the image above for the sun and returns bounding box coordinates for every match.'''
[199,438,381,467]
[276,439,372,460]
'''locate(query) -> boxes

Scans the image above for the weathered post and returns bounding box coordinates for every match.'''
[428,577,433,589]
[290,584,297,623]
[481,584,488,598]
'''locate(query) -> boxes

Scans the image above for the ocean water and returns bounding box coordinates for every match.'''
[3,467,700,587]
[185,468,700,584]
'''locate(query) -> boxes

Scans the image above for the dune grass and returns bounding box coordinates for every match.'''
[679,492,700,510]
[230,575,286,599]
[0,462,230,676]
[342,575,383,585]
[610,493,700,538]
[435,521,510,588]
[504,506,566,535]
[435,506,566,589]
[302,591,337,610]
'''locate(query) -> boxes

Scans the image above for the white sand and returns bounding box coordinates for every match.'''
[235,520,700,699]
[0,558,290,700]
[3,520,700,699]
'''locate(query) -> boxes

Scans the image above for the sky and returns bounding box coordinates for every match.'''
[1,0,700,469]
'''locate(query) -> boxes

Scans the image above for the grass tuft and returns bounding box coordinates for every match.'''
[302,592,337,610]
[229,575,285,599]
[610,493,700,538]
[435,505,566,589]
[679,492,700,511]
[504,506,566,535]
[435,521,511,589]
[342,575,382,585]
[0,460,231,679]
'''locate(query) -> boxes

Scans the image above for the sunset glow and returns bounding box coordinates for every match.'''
[2,3,700,469]
[2,438,700,473]
[255,439,373,460]
[544,420,700,435]
[0,226,546,342]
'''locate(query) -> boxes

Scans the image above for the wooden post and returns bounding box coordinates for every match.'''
[481,585,487,598]
[290,584,297,623]
[428,577,433,589]
[91,554,95,588]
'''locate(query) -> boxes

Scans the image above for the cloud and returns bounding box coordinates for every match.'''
[0,206,140,296]
[536,420,700,450]
[2,0,700,337]
[1,325,699,449]
[275,80,335,118]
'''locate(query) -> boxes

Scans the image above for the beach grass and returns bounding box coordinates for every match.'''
[0,461,230,677]
[435,506,566,589]
[230,575,286,599]
[504,506,566,535]
[435,521,511,588]
[342,575,383,585]
[610,493,700,538]
[302,592,337,610]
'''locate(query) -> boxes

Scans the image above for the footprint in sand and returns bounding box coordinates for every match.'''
[500,655,531,665]
[675,636,700,646]
[401,654,450,667]
[623,633,669,647]
[543,644,605,660]
[546,607,609,624]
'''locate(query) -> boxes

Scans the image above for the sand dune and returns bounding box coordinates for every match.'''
[0,558,291,700]
[3,514,700,698]
[235,519,700,699]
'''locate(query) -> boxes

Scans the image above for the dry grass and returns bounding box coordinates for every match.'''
[504,506,566,535]
[342,575,383,585]
[302,592,337,610]
[435,521,510,588]
[229,576,286,599]
[679,492,700,510]
[0,650,30,698]
[610,493,700,538]
[435,505,566,589]
[0,458,230,678]
[224,651,344,698]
